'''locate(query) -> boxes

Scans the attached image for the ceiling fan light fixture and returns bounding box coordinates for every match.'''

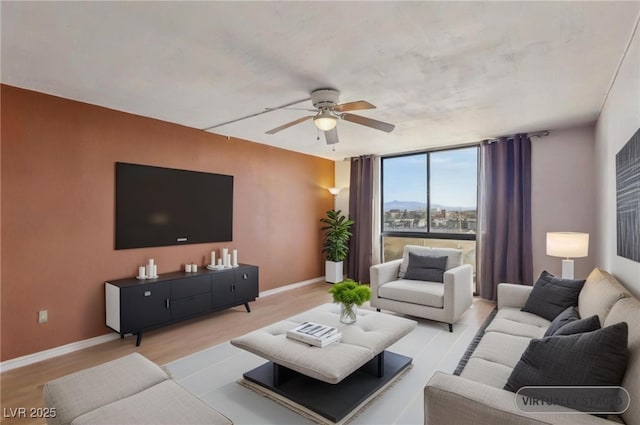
[313,110,338,131]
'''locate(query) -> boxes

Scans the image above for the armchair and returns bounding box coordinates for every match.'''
[370,246,473,332]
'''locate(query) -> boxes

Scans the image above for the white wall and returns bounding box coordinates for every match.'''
[334,160,350,214]
[595,22,640,297]
[531,125,598,281]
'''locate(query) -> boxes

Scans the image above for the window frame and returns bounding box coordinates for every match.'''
[381,145,479,242]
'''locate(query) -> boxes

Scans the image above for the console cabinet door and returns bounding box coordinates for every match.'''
[211,272,235,309]
[120,282,170,333]
[234,267,259,302]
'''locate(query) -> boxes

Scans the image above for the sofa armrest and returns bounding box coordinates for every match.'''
[443,264,473,322]
[497,283,533,310]
[370,259,403,298]
[425,372,613,425]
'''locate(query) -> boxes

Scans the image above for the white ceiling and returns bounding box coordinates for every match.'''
[2,1,638,160]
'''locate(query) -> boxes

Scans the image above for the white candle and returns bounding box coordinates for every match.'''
[222,248,228,267]
[138,266,146,278]
[185,264,192,272]
[192,264,198,272]
[152,264,157,277]
[232,250,238,267]
[217,258,222,266]
[210,251,216,266]
[227,254,231,267]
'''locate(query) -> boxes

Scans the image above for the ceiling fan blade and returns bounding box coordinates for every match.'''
[341,113,395,133]
[265,116,314,134]
[334,101,376,112]
[324,127,339,145]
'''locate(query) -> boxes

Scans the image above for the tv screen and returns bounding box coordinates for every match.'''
[115,162,233,250]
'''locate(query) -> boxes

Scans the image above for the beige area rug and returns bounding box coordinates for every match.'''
[237,364,413,425]
[164,315,479,424]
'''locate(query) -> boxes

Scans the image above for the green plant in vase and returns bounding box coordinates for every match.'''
[329,279,371,324]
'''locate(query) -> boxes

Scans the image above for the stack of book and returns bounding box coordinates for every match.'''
[286,321,342,347]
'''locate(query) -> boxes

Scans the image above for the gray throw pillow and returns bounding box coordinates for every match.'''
[554,315,600,336]
[521,271,586,321]
[504,322,629,393]
[543,306,580,337]
[403,253,447,283]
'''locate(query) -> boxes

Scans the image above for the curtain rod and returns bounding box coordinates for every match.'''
[351,130,550,161]
[483,130,549,144]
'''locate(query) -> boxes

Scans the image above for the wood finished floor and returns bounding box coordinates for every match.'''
[0,281,494,425]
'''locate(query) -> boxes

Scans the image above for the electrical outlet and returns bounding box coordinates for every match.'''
[38,310,48,324]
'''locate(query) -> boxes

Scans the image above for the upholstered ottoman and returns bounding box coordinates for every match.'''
[43,352,232,425]
[231,303,417,422]
[231,303,417,384]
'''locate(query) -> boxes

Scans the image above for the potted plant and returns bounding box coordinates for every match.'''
[329,279,372,324]
[320,209,354,283]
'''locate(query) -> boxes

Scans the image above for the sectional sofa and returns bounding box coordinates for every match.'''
[425,268,639,425]
[43,352,232,425]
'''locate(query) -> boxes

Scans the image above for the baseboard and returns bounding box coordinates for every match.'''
[259,276,326,297]
[0,333,120,373]
[1,276,326,373]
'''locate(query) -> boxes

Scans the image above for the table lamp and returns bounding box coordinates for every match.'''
[546,232,589,279]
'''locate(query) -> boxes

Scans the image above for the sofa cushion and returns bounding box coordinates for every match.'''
[554,315,600,336]
[398,245,463,278]
[579,268,630,325]
[485,308,549,339]
[521,271,585,321]
[459,357,513,389]
[378,279,444,308]
[43,353,169,425]
[404,252,447,282]
[71,380,232,425]
[543,306,580,336]
[504,322,629,393]
[470,331,532,370]
[603,296,640,425]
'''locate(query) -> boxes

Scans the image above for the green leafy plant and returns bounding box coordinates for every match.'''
[328,279,372,306]
[320,209,354,262]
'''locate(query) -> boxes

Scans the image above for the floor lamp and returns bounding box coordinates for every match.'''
[546,232,589,279]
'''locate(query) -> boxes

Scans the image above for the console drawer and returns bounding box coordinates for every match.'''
[171,293,211,320]
[171,275,210,299]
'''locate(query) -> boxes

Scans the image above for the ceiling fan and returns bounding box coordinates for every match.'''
[265,89,395,145]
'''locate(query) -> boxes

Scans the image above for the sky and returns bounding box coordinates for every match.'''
[382,147,478,208]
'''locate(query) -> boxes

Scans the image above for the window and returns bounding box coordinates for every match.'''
[381,146,478,271]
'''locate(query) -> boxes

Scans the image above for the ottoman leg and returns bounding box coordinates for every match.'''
[376,351,385,377]
[272,363,296,386]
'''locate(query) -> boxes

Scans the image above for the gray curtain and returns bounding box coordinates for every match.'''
[348,155,374,282]
[478,134,533,301]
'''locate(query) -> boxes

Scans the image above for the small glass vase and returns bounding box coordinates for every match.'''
[340,302,357,324]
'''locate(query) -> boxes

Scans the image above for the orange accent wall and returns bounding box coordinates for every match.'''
[1,85,334,361]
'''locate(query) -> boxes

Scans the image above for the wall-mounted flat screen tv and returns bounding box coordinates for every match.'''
[115,162,233,250]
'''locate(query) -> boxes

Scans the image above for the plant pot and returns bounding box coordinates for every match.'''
[340,302,357,324]
[325,261,343,283]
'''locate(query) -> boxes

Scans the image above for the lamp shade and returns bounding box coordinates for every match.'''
[546,232,589,258]
[314,111,338,131]
[327,187,341,196]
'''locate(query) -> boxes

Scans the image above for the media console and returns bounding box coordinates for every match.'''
[105,264,258,346]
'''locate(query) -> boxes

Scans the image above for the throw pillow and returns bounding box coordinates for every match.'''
[403,253,448,283]
[521,271,586,321]
[543,306,580,337]
[554,314,600,336]
[504,322,629,393]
